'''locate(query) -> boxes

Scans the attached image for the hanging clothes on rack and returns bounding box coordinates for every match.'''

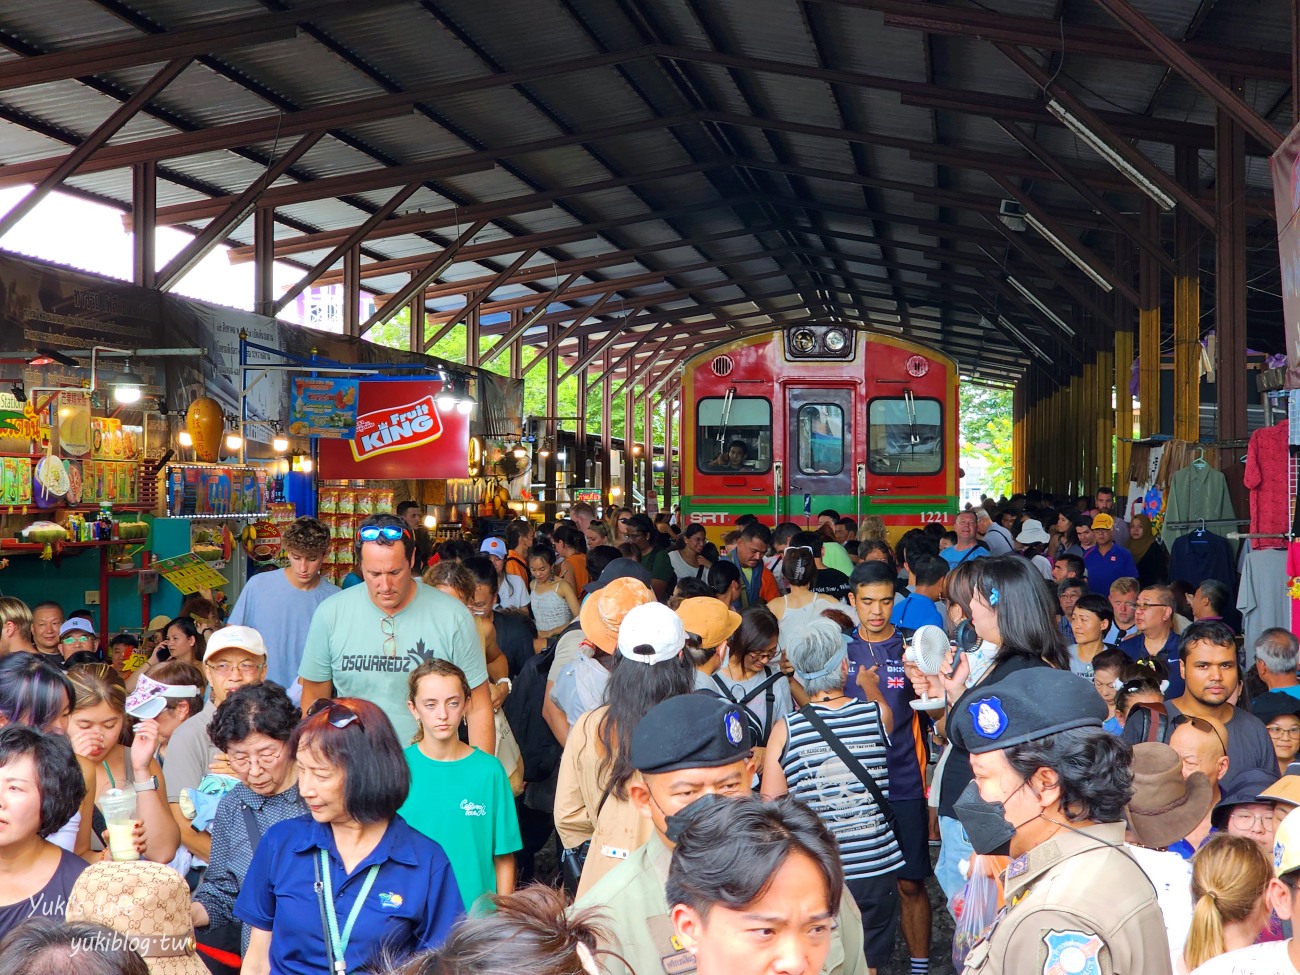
[1242,419,1290,551]
[1162,461,1238,551]
[1168,526,1236,594]
[1237,548,1289,664]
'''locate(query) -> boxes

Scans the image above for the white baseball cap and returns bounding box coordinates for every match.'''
[60,617,96,639]
[616,603,686,665]
[480,537,507,558]
[203,625,267,661]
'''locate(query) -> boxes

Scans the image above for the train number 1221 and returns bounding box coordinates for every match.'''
[919,511,952,524]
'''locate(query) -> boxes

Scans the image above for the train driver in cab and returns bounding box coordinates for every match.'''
[709,440,750,471]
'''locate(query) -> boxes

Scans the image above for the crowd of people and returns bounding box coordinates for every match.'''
[1,487,1299,975]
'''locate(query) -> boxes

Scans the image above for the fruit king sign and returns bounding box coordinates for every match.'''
[317,380,470,479]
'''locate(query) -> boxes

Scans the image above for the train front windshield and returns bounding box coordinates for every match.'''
[697,396,772,473]
[868,397,943,474]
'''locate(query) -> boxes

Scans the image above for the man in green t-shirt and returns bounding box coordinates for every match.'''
[625,513,674,601]
[298,513,490,749]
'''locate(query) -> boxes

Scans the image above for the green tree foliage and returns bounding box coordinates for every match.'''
[961,384,1013,497]
[365,310,666,444]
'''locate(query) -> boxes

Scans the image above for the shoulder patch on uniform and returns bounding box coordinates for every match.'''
[968,696,1007,740]
[1006,853,1029,879]
[1041,929,1103,975]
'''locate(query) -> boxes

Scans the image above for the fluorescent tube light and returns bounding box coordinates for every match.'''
[1024,212,1114,293]
[1046,99,1176,211]
[1006,277,1075,337]
[997,316,1052,364]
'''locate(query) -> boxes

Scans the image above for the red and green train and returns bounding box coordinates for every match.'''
[678,325,960,544]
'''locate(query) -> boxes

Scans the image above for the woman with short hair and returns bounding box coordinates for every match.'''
[235,698,462,975]
[0,726,88,942]
[193,681,306,964]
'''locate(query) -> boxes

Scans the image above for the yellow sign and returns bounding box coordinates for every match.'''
[153,552,227,595]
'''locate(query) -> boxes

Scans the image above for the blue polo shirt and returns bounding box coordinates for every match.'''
[1083,544,1138,598]
[235,813,463,975]
[1119,630,1184,698]
[890,591,945,631]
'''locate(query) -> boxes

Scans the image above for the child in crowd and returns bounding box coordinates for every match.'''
[401,659,522,913]
[1115,673,1167,730]
[1091,647,1129,733]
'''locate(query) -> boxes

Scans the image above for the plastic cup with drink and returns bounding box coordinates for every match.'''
[99,788,140,861]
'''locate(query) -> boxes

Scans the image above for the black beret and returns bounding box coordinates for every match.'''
[952,666,1107,754]
[631,693,752,774]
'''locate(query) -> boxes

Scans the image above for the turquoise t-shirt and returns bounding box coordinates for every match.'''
[298,583,486,744]
[399,744,522,911]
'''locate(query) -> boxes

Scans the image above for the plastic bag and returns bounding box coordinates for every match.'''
[951,854,1001,969]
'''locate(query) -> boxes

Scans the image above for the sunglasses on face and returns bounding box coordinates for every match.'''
[356,525,412,543]
[307,698,363,730]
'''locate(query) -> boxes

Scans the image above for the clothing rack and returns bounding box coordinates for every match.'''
[1162,518,1250,529]
[1227,531,1291,541]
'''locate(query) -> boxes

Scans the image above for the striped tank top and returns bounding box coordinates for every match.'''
[780,701,905,880]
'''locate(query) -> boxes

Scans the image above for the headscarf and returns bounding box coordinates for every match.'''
[1128,513,1155,565]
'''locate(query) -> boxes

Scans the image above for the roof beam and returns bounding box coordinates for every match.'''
[425,249,540,346]
[0,0,415,91]
[0,56,191,239]
[272,181,423,314]
[147,113,698,226]
[977,213,1116,324]
[227,162,716,260]
[0,48,651,189]
[816,0,1291,81]
[312,196,755,284]
[156,129,326,291]
[497,281,607,370]
[359,220,487,336]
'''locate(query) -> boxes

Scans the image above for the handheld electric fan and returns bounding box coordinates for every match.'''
[903,625,951,711]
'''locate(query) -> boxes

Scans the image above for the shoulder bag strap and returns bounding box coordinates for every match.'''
[313,850,338,975]
[798,705,898,836]
[242,802,262,846]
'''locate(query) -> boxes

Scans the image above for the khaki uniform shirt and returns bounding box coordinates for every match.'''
[962,822,1172,975]
[574,837,868,975]
[554,706,656,898]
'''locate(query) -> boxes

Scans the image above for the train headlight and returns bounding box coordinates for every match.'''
[824,328,848,352]
[792,328,816,353]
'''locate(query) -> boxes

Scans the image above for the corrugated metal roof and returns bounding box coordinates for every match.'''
[0,0,1291,382]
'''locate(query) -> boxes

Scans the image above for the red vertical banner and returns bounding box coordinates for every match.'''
[1271,121,1300,389]
[316,379,470,480]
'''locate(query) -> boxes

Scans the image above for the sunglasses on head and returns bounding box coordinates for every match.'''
[307,699,364,730]
[356,525,413,544]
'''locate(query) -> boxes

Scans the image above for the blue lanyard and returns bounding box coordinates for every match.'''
[319,849,380,975]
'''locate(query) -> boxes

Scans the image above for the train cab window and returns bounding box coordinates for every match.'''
[697,396,772,474]
[868,397,943,475]
[796,404,844,475]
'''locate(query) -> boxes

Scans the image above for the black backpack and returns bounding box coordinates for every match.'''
[502,627,567,783]
[711,668,785,743]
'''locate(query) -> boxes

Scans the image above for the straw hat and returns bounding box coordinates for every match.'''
[1125,741,1215,850]
[66,861,209,975]
[579,576,654,653]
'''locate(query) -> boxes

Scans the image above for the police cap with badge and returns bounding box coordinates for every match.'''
[952,666,1108,753]
[631,693,753,774]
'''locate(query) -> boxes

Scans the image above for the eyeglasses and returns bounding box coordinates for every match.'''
[356,525,412,543]
[1268,726,1300,740]
[1230,810,1275,830]
[228,746,283,771]
[746,647,778,664]
[207,660,264,675]
[61,633,93,644]
[307,699,363,730]
[380,616,396,657]
[1134,602,1170,610]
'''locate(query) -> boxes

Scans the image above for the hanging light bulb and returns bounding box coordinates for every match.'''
[423,513,437,529]
[300,457,313,473]
[435,389,457,411]
[538,438,551,458]
[512,444,527,459]
[178,430,193,447]
[273,434,289,453]
[456,395,475,416]
[225,431,243,451]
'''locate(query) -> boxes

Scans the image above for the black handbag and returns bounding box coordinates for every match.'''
[798,705,898,837]
[559,784,612,896]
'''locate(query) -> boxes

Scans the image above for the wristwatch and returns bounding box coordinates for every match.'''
[495,677,513,694]
[133,775,159,793]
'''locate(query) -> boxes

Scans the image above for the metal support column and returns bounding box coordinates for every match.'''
[544,323,559,522]
[466,307,480,368]
[643,388,654,512]
[410,294,425,354]
[1138,201,1162,437]
[663,392,675,513]
[1216,92,1249,513]
[131,161,156,289]
[342,247,361,338]
[575,336,589,496]
[1173,146,1201,443]
[1095,350,1115,490]
[1114,236,1135,486]
[600,350,613,506]
[623,379,636,508]
[253,207,276,318]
